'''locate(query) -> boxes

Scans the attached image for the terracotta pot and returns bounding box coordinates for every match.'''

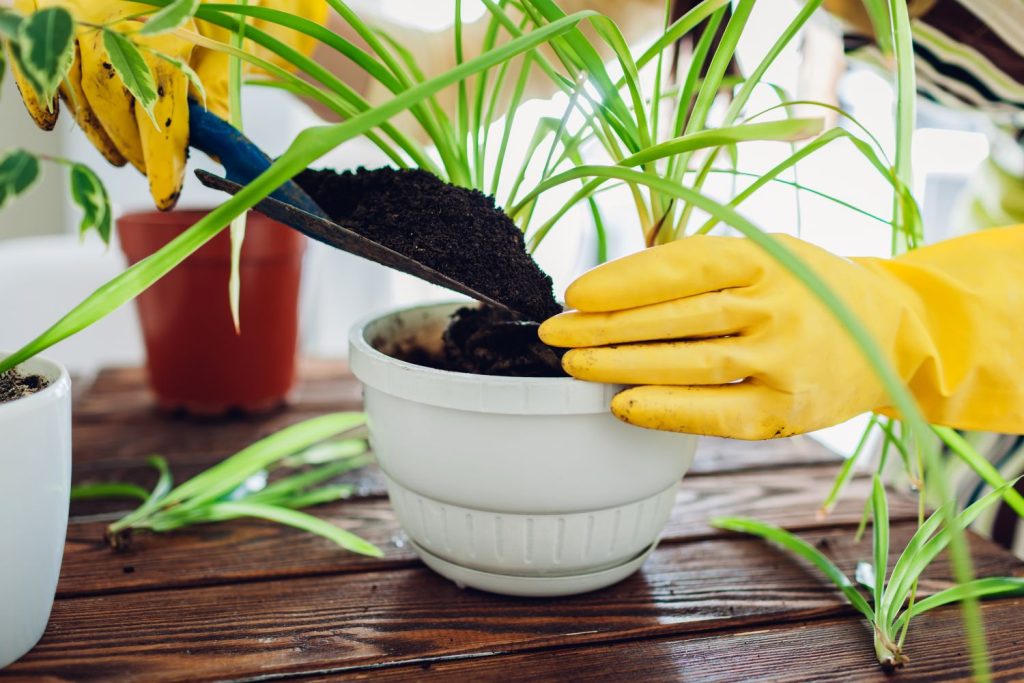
[118,210,305,415]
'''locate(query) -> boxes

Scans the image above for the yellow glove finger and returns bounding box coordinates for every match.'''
[540,290,760,348]
[58,42,128,167]
[6,40,59,130]
[563,340,754,386]
[565,235,762,313]
[611,383,803,440]
[78,20,147,173]
[133,28,194,211]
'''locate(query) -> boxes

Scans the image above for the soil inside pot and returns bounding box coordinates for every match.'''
[0,370,50,404]
[296,166,569,378]
[295,166,562,323]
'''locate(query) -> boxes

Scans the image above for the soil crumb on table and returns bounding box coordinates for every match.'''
[295,166,562,322]
[0,370,49,404]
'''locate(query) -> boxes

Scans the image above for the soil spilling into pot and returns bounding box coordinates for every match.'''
[295,167,562,322]
[442,306,566,376]
[0,369,49,404]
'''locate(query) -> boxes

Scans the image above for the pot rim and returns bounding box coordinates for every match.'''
[0,353,71,419]
[349,302,622,415]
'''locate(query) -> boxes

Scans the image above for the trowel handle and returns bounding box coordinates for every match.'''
[187,100,327,218]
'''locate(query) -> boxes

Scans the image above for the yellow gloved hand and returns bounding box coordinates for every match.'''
[9,0,327,210]
[539,227,1024,440]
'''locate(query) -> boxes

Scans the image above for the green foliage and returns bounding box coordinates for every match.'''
[0,10,23,41]
[0,3,1020,675]
[15,6,74,103]
[75,413,381,557]
[70,163,112,244]
[138,0,201,36]
[0,149,40,209]
[101,29,159,123]
[712,477,1024,670]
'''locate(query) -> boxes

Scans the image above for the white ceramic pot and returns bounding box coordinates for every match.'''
[0,355,71,668]
[350,303,696,597]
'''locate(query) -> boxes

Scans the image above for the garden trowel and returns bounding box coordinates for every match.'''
[188,101,527,319]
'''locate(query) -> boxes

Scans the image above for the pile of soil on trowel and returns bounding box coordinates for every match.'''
[295,166,567,377]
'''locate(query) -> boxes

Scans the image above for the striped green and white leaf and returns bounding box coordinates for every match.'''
[70,163,112,245]
[102,28,158,123]
[138,0,201,36]
[14,6,74,102]
[0,149,40,210]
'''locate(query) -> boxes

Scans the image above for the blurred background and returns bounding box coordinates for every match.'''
[0,0,992,419]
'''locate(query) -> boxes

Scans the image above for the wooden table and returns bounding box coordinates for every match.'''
[5,363,1023,681]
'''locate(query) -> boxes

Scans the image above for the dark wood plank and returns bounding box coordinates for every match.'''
[9,524,1019,682]
[314,598,1024,682]
[57,466,917,597]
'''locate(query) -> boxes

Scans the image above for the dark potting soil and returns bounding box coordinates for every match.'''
[295,166,562,322]
[0,370,49,404]
[442,306,566,377]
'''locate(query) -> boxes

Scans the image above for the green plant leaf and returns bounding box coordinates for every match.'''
[0,9,591,374]
[147,47,206,106]
[138,0,201,36]
[0,10,23,41]
[0,149,40,209]
[820,416,878,517]
[108,454,175,536]
[894,578,1024,632]
[712,516,874,620]
[0,42,7,103]
[70,482,151,502]
[281,437,369,467]
[934,426,1024,518]
[246,454,371,504]
[871,475,890,605]
[885,480,1020,626]
[70,163,112,245]
[280,484,355,509]
[15,6,74,102]
[102,29,158,124]
[162,413,366,512]
[204,501,383,557]
[880,501,950,625]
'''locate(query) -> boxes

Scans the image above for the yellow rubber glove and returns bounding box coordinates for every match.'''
[10,0,326,210]
[539,227,1024,440]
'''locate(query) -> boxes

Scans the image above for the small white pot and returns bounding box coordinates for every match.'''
[350,303,696,597]
[0,355,71,668]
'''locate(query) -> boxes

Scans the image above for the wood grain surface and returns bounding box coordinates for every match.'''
[4,363,1021,682]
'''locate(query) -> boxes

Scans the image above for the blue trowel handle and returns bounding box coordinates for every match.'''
[188,100,327,218]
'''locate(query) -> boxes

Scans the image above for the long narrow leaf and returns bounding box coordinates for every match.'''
[165,413,365,510]
[713,517,874,620]
[871,475,890,605]
[0,11,592,374]
[893,578,1024,632]
[207,501,382,557]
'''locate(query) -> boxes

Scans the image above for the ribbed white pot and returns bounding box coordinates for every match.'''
[0,354,71,668]
[350,303,696,597]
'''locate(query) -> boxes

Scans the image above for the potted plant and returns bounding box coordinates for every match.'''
[2,0,1022,672]
[118,209,304,414]
[0,356,71,668]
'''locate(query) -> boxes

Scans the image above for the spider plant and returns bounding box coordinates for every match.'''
[0,2,1018,676]
[714,477,1024,670]
[71,412,381,556]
